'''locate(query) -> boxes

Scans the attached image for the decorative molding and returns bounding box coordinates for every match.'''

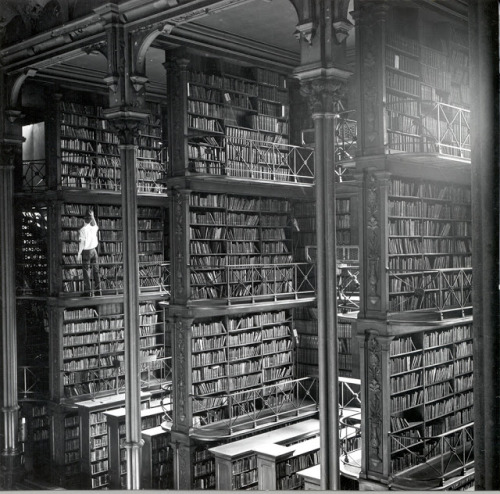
[168,0,252,25]
[366,172,381,308]
[0,143,21,169]
[105,116,146,146]
[129,74,148,93]
[133,22,173,75]
[82,40,107,57]
[367,332,383,469]
[332,19,353,44]
[294,21,316,45]
[173,190,186,301]
[175,319,187,425]
[332,0,353,44]
[103,75,119,93]
[9,68,37,108]
[299,77,346,114]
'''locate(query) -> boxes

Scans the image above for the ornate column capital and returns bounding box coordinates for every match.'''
[103,114,148,146]
[299,77,347,114]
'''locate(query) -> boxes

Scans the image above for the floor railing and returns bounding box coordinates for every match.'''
[191,377,318,434]
[189,262,315,304]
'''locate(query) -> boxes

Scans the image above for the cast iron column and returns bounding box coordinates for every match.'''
[105,116,147,490]
[469,0,500,489]
[0,132,24,488]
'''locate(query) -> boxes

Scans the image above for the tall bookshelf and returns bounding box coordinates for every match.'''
[58,100,166,192]
[166,50,318,490]
[355,143,472,487]
[383,7,470,158]
[293,186,360,383]
[14,88,172,490]
[388,320,473,487]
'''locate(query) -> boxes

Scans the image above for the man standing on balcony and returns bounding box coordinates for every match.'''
[77,209,102,296]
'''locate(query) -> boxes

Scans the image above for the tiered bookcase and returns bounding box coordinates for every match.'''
[387,176,472,314]
[59,203,167,296]
[166,50,318,489]
[389,320,473,477]
[293,186,360,383]
[356,137,471,487]
[59,100,165,192]
[187,192,297,301]
[384,7,470,158]
[55,300,166,400]
[15,90,171,489]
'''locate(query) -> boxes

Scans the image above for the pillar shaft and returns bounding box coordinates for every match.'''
[469,0,500,489]
[0,142,23,488]
[119,141,142,490]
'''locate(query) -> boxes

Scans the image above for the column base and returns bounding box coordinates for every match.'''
[0,451,25,490]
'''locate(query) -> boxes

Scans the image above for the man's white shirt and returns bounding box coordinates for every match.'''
[79,223,99,251]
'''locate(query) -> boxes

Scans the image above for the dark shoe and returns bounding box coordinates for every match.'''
[81,292,92,297]
[95,290,102,297]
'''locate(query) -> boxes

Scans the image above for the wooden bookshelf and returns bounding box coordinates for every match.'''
[176,310,296,429]
[105,406,164,489]
[141,425,174,489]
[76,393,151,490]
[59,202,167,296]
[58,100,166,192]
[209,419,320,490]
[389,320,473,474]
[387,176,471,314]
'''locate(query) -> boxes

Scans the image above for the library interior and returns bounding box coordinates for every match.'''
[0,0,498,491]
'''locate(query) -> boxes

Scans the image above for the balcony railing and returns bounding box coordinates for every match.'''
[20,160,167,193]
[21,159,47,192]
[18,365,49,400]
[335,112,358,162]
[189,262,316,304]
[390,422,474,488]
[225,137,315,184]
[388,267,472,317]
[190,377,318,437]
[60,260,170,296]
[140,356,172,392]
[339,378,362,470]
[386,101,471,161]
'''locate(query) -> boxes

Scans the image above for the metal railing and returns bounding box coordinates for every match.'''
[386,101,471,161]
[21,160,167,193]
[140,356,172,391]
[18,366,49,400]
[335,112,358,162]
[390,422,474,486]
[189,262,315,304]
[423,102,471,161]
[60,260,170,296]
[339,377,362,468]
[388,267,472,315]
[21,159,47,191]
[226,137,315,184]
[339,377,361,411]
[191,377,318,435]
